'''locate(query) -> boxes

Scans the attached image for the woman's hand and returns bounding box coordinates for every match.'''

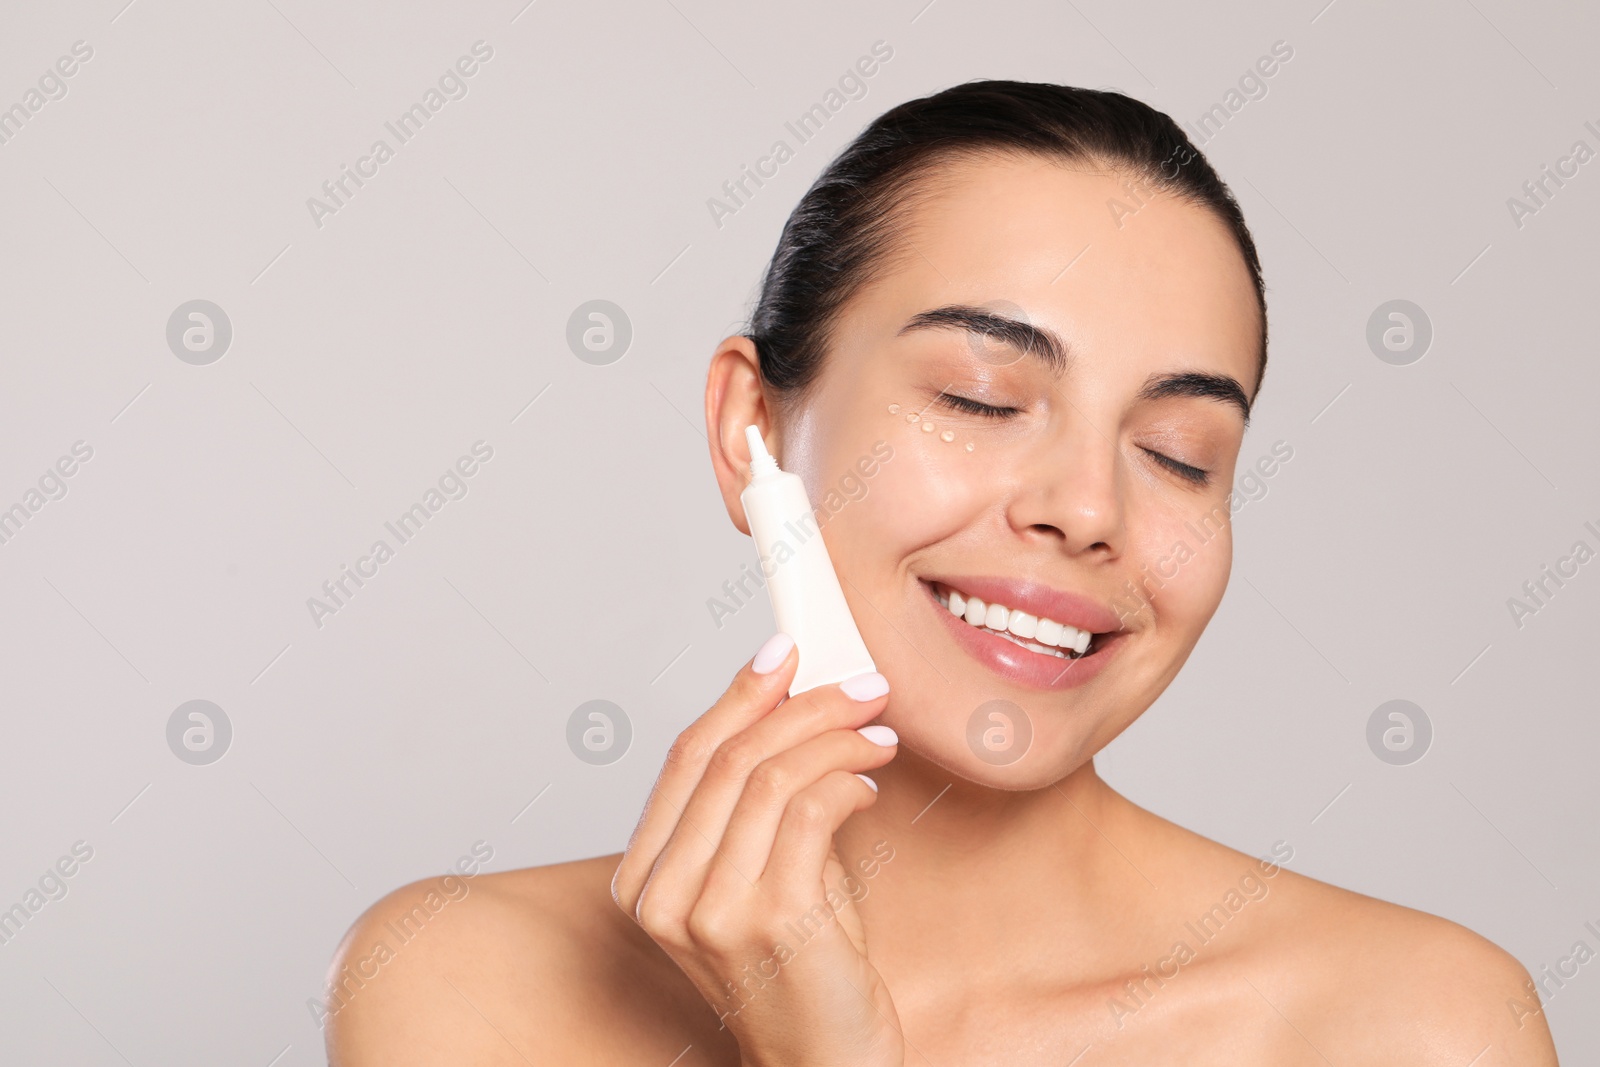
[611,632,904,1067]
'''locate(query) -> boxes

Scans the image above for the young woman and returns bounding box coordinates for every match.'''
[325,81,1559,1065]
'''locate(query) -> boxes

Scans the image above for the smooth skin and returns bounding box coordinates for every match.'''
[324,154,1560,1065]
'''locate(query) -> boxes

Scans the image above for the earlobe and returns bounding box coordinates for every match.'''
[704,335,774,536]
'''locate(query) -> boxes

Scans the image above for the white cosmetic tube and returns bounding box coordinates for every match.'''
[739,425,877,696]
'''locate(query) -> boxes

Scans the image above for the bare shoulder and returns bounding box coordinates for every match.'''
[1237,856,1558,1065]
[323,852,726,1066]
[1121,808,1558,1065]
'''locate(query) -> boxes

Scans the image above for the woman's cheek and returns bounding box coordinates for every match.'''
[858,420,992,547]
[1137,509,1233,635]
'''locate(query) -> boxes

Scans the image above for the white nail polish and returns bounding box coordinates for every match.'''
[857,724,898,746]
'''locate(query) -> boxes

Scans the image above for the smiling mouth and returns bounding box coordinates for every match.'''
[926,580,1107,660]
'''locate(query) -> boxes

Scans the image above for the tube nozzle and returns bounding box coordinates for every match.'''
[745,424,779,477]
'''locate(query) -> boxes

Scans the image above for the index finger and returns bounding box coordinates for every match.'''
[611,631,797,914]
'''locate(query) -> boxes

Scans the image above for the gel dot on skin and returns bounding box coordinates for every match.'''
[888,404,900,414]
[965,442,975,452]
[941,430,955,442]
[906,413,918,423]
[922,421,934,432]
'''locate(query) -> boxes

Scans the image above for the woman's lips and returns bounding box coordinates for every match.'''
[923,573,1122,635]
[920,579,1123,691]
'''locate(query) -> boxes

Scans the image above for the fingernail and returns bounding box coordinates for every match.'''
[839,672,890,701]
[752,633,795,674]
[857,724,898,746]
[855,773,878,792]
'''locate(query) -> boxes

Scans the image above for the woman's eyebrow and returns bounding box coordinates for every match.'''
[897,305,1069,373]
[898,308,1251,422]
[1138,371,1251,423]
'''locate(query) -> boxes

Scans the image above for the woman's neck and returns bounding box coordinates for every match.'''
[833,748,1155,995]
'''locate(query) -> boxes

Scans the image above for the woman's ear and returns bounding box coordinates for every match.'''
[705,334,776,536]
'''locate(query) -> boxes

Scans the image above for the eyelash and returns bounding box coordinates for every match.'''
[936,392,1210,486]
[937,392,1018,418]
[1142,448,1210,486]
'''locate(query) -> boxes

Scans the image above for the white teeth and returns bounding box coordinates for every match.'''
[933,582,1095,657]
[991,628,1069,658]
[964,596,987,626]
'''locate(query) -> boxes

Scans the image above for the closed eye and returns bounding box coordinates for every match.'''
[937,391,1019,418]
[1141,447,1210,486]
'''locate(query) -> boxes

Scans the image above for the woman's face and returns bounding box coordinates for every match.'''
[725,153,1262,788]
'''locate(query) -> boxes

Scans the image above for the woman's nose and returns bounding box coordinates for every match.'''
[1004,421,1126,558]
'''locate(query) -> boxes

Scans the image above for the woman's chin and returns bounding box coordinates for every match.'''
[877,725,1098,793]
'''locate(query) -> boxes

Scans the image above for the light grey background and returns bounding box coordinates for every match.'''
[1,0,1595,1061]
